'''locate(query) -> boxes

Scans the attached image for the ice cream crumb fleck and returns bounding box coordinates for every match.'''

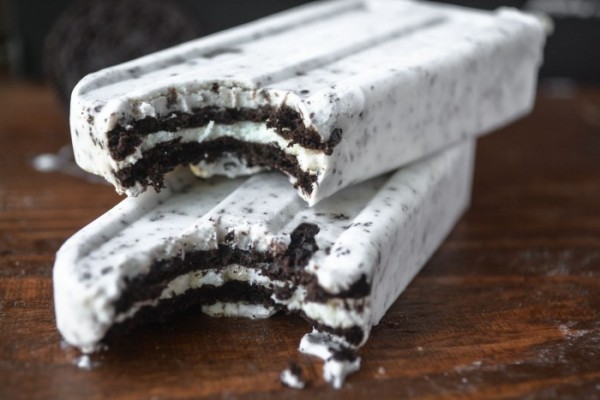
[74,355,100,370]
[280,362,306,389]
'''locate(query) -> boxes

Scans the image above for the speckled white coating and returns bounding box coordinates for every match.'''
[70,0,544,205]
[54,141,473,365]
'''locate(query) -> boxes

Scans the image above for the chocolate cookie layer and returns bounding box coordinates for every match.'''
[107,105,341,161]
[114,136,319,196]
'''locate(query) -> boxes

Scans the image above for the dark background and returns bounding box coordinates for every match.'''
[1,0,599,100]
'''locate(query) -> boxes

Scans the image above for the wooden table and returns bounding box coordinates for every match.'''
[1,80,599,399]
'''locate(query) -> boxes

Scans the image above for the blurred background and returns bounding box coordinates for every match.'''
[1,0,599,108]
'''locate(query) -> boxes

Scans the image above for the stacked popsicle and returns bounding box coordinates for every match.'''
[55,0,546,388]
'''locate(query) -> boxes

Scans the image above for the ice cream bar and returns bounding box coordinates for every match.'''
[70,0,544,205]
[54,140,474,387]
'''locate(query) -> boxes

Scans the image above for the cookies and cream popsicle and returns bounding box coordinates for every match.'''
[54,140,474,387]
[70,0,545,205]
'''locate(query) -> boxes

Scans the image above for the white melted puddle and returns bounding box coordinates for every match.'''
[31,144,107,184]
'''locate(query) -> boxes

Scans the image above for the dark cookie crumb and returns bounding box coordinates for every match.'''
[166,88,178,108]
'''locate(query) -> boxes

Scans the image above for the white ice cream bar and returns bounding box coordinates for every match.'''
[70,0,544,205]
[54,140,475,387]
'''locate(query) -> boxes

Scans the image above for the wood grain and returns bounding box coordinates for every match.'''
[1,80,599,399]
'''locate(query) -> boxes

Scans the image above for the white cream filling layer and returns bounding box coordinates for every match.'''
[201,302,276,319]
[119,122,327,177]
